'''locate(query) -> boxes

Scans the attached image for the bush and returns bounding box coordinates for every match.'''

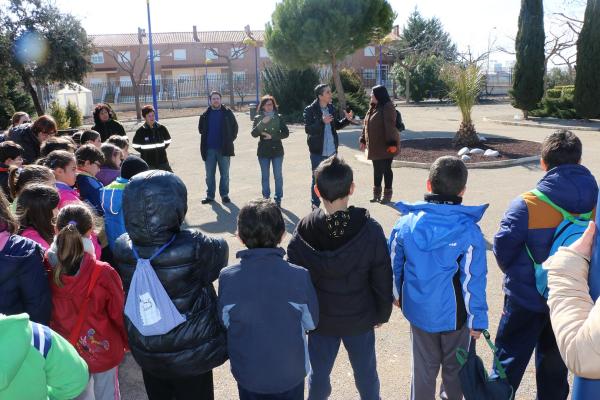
[65,101,82,128]
[0,74,35,130]
[546,89,562,99]
[530,86,580,119]
[331,68,370,117]
[49,101,69,129]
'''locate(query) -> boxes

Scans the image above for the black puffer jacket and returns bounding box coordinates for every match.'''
[91,118,126,142]
[303,100,350,156]
[10,124,41,165]
[113,170,229,378]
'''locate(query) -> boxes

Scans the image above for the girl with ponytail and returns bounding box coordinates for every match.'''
[48,203,127,400]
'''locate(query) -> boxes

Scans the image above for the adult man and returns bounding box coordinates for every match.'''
[198,91,238,204]
[132,105,172,171]
[303,84,353,208]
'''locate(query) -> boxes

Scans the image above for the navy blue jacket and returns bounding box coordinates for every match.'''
[494,164,598,312]
[76,173,104,216]
[218,248,318,394]
[0,234,51,324]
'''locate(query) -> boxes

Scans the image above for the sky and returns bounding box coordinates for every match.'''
[4,0,586,66]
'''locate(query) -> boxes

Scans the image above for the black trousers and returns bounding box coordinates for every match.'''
[372,159,393,189]
[142,369,214,400]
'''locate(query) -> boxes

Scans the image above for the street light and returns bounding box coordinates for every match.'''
[377,36,393,86]
[145,0,159,120]
[243,25,260,104]
[486,27,497,94]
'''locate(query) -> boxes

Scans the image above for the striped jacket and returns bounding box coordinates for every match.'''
[132,122,171,169]
[389,200,489,333]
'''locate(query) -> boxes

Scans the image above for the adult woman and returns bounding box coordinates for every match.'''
[359,85,400,204]
[91,103,126,142]
[251,95,289,207]
[10,115,57,165]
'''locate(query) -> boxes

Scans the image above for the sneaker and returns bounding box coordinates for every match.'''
[201,198,214,204]
[222,196,231,204]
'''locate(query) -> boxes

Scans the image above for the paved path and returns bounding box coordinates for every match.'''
[119,103,600,399]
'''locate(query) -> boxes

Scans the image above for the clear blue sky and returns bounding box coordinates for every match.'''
[7,0,586,64]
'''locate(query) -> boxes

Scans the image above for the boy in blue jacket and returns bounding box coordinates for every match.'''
[492,130,598,399]
[75,144,105,216]
[218,199,318,400]
[389,156,488,400]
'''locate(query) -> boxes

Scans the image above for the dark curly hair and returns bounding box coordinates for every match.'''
[93,103,115,122]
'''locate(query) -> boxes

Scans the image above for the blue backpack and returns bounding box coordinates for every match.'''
[527,189,593,299]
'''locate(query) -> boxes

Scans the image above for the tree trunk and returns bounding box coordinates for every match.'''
[331,56,346,113]
[23,76,44,116]
[405,69,411,104]
[523,109,529,120]
[227,60,235,110]
[132,77,142,121]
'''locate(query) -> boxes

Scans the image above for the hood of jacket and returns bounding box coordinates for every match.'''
[536,164,598,214]
[395,201,489,251]
[101,177,127,216]
[0,314,30,390]
[122,170,187,246]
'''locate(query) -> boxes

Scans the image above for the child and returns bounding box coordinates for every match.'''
[80,130,102,148]
[47,203,127,400]
[0,141,24,201]
[107,135,130,159]
[40,136,76,157]
[43,150,79,208]
[75,144,105,216]
[101,155,148,251]
[96,143,123,186]
[492,130,598,397]
[16,184,60,250]
[388,156,488,400]
[219,199,318,400]
[287,156,393,400]
[8,164,55,208]
[132,105,172,171]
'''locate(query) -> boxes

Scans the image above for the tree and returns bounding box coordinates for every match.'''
[0,0,93,116]
[511,0,546,119]
[265,0,395,112]
[262,64,319,122]
[392,55,448,102]
[205,45,248,109]
[574,0,600,119]
[390,10,457,103]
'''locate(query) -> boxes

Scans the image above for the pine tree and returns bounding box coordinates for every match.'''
[510,0,545,119]
[574,0,600,119]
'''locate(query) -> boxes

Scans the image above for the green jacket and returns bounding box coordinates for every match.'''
[251,113,289,159]
[0,313,89,400]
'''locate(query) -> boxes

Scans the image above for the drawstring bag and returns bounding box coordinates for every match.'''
[456,330,514,400]
[124,236,186,336]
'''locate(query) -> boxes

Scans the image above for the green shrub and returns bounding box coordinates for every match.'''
[531,87,580,119]
[65,101,82,128]
[331,68,370,117]
[546,89,562,99]
[49,101,69,129]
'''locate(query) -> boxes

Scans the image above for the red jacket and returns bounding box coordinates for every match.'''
[50,253,127,373]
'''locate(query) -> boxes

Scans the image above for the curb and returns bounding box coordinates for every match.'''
[483,117,600,132]
[355,153,539,170]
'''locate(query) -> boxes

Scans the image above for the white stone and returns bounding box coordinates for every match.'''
[478,135,487,142]
[469,148,485,155]
[461,154,472,162]
[484,149,500,157]
[458,147,470,156]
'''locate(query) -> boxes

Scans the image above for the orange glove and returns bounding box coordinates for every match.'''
[387,146,398,154]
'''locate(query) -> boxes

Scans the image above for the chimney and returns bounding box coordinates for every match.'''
[193,25,200,42]
[137,27,146,44]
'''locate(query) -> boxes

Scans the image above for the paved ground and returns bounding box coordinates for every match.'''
[118,103,600,399]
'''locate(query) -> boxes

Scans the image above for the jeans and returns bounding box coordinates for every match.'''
[238,381,304,400]
[308,330,380,400]
[310,153,331,207]
[492,295,569,399]
[372,159,393,189]
[258,156,284,202]
[205,148,230,199]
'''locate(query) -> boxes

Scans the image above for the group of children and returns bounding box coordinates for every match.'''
[0,104,596,400]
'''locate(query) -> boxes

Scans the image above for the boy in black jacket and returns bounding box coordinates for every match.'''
[132,105,172,171]
[287,155,393,400]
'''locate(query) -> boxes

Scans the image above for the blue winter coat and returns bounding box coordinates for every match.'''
[389,201,489,333]
[494,164,598,312]
[101,177,128,251]
[0,234,51,324]
[76,173,104,217]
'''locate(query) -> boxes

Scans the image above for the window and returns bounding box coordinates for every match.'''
[259,47,269,58]
[91,52,104,64]
[205,49,218,61]
[362,69,376,80]
[118,51,131,64]
[364,46,376,57]
[174,49,187,61]
[231,47,245,59]
[147,49,160,61]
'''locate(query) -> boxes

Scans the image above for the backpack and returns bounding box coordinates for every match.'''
[395,109,405,132]
[124,235,186,336]
[526,189,593,299]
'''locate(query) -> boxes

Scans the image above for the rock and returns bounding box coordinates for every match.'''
[469,148,485,155]
[478,135,487,142]
[461,154,472,162]
[484,149,500,157]
[458,147,470,156]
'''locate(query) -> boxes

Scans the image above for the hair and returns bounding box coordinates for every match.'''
[314,156,354,202]
[257,95,279,113]
[314,84,330,98]
[0,190,18,234]
[0,141,24,163]
[80,130,100,145]
[107,135,129,150]
[71,131,82,147]
[8,164,54,199]
[100,143,122,170]
[92,103,115,121]
[53,204,94,287]
[541,129,582,170]
[75,144,104,166]
[41,150,76,171]
[371,85,392,107]
[141,105,155,118]
[40,136,76,156]
[31,115,57,135]
[209,91,222,99]
[237,198,285,249]
[11,112,29,127]
[16,184,60,245]
[429,156,468,197]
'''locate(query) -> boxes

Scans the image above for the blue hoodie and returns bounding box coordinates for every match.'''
[494,164,598,312]
[101,177,128,251]
[389,200,489,333]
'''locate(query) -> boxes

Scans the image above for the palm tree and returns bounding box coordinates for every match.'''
[442,63,484,147]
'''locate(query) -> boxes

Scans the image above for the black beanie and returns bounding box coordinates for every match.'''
[120,155,149,180]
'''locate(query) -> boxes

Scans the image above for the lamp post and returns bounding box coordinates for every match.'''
[146,0,159,120]
[486,27,497,94]
[377,36,392,87]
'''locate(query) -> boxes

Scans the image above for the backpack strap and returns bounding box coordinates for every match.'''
[530,189,592,225]
[482,330,508,380]
[68,263,102,345]
[131,235,177,262]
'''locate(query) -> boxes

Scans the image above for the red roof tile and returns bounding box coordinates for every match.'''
[90,31,266,47]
